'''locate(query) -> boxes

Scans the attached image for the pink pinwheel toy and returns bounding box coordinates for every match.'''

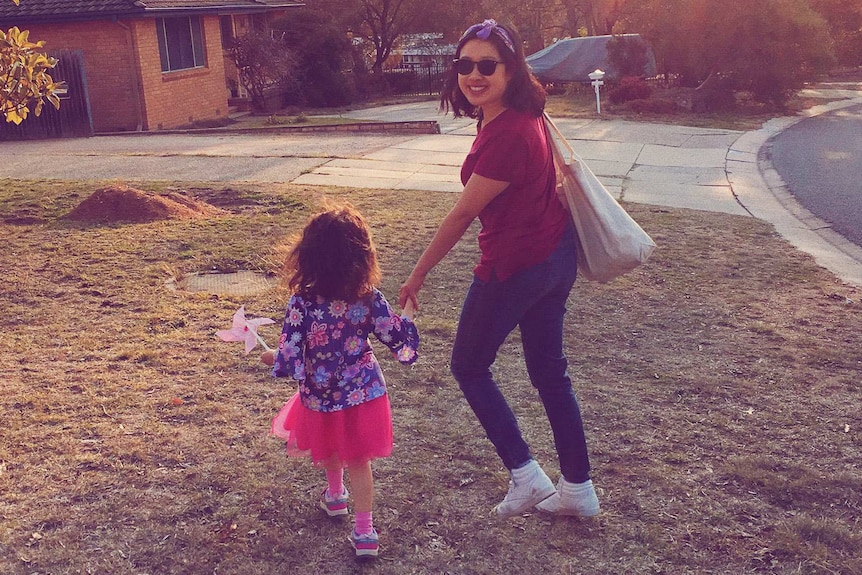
[216,306,275,354]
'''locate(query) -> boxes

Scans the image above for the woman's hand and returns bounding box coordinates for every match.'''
[402,295,417,320]
[399,271,424,312]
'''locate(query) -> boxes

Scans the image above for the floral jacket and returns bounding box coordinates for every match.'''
[272,288,419,412]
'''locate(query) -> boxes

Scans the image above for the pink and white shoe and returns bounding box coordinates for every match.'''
[319,487,349,517]
[351,528,379,558]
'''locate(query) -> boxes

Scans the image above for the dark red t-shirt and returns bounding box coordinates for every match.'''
[461,108,568,282]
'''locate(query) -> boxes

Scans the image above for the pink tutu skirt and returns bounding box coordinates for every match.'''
[270,392,393,468]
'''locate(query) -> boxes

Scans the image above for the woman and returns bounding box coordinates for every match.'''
[398,19,599,519]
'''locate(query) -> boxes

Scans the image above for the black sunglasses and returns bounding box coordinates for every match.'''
[453,58,502,76]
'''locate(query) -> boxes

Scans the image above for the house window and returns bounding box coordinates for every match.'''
[220,15,234,49]
[156,16,206,72]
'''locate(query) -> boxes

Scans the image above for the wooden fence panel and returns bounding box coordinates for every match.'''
[0,49,94,141]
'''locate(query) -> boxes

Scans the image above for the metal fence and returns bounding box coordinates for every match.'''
[0,49,94,141]
[381,63,448,97]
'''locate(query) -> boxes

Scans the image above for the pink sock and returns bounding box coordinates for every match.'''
[355,511,373,535]
[326,469,344,497]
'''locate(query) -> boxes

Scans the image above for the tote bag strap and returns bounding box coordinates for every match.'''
[542,112,577,164]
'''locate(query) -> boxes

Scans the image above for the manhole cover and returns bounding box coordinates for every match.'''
[170,271,277,296]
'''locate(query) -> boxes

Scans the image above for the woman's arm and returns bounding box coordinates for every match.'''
[399,173,509,309]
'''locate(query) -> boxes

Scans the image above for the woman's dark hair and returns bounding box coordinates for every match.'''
[284,201,381,301]
[440,20,546,121]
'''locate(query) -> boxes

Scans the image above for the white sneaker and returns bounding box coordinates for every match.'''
[535,478,600,517]
[494,461,556,519]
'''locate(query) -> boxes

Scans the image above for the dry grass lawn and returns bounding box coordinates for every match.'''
[1,180,860,574]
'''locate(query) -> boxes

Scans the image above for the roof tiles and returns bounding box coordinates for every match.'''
[0,0,300,21]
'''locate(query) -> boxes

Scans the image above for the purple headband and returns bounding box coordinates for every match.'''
[459,19,516,55]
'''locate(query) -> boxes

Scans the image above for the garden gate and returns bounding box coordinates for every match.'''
[0,49,94,141]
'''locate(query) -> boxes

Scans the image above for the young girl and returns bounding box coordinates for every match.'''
[262,202,419,558]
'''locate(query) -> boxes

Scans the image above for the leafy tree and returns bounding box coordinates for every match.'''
[271,9,356,106]
[509,0,559,54]
[616,0,702,84]
[403,0,483,39]
[299,0,416,75]
[618,0,835,108]
[359,0,420,73]
[710,0,834,106]
[459,0,562,54]
[809,0,862,66]
[1,0,64,124]
[560,0,621,36]
[227,31,297,112]
[606,34,650,77]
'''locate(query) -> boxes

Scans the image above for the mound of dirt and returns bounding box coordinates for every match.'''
[64,185,226,223]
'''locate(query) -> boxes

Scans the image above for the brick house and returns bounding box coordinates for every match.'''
[0,0,301,132]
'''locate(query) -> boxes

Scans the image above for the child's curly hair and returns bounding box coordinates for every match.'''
[284,202,381,301]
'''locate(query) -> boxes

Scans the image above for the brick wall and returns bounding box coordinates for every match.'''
[20,16,229,132]
[132,16,228,131]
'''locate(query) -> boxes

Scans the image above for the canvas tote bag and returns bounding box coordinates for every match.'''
[543,112,656,282]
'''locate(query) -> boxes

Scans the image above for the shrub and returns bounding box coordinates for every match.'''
[271,9,357,107]
[382,69,418,93]
[835,30,862,67]
[606,35,651,78]
[691,73,736,112]
[291,69,356,108]
[609,76,653,104]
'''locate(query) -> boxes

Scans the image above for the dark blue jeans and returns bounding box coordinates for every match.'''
[450,225,591,483]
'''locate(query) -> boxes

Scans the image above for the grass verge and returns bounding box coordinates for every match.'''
[544,90,843,131]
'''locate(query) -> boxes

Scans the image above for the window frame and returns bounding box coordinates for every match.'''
[156,15,207,73]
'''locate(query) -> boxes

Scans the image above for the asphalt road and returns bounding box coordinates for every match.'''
[769,102,862,248]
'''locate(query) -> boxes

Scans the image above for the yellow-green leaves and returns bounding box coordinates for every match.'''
[1,25,65,124]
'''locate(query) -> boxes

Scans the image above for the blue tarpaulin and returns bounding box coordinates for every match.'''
[526,34,657,83]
